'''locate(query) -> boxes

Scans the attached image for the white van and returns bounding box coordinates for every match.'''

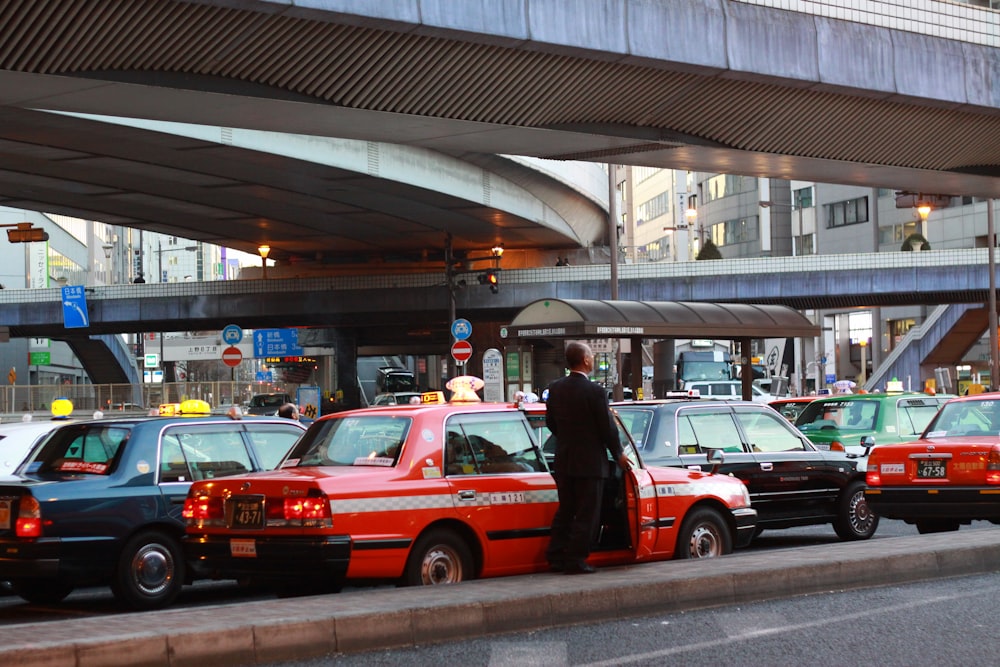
[684,380,773,403]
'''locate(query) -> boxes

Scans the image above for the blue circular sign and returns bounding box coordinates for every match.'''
[222,324,243,345]
[451,318,472,341]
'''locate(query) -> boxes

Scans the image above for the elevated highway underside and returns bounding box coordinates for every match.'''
[0,0,998,269]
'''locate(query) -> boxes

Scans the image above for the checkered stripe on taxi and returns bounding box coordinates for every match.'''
[333,488,558,513]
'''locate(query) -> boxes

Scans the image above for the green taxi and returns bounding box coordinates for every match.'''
[794,392,948,456]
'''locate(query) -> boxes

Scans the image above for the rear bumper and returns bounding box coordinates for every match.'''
[731,507,758,549]
[185,534,352,581]
[866,487,1000,521]
[0,536,114,580]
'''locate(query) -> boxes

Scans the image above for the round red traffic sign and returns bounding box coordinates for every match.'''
[451,340,473,364]
[222,346,243,368]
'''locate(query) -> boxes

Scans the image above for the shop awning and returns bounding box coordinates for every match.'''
[502,298,819,340]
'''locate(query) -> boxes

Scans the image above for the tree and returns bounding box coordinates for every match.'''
[901,233,930,251]
[696,239,723,260]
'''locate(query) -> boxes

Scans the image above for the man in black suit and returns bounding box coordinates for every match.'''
[545,341,630,574]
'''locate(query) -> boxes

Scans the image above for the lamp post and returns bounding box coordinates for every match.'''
[258,245,270,279]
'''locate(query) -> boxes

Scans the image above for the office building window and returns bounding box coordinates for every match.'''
[710,217,759,247]
[637,192,671,224]
[826,196,869,228]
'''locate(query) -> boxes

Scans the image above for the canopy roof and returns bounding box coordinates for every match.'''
[503,299,819,340]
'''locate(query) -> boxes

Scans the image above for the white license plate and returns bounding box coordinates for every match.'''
[230,538,257,558]
[0,499,9,530]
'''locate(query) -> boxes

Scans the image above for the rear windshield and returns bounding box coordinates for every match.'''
[924,398,1000,437]
[249,395,288,408]
[23,424,132,475]
[796,400,879,432]
[284,415,411,467]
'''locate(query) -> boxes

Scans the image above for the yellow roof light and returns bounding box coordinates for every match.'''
[179,399,212,415]
[50,397,73,419]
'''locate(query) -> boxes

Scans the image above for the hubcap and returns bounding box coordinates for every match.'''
[850,491,874,533]
[133,544,173,595]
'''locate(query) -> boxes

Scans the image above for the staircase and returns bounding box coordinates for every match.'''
[865,303,981,392]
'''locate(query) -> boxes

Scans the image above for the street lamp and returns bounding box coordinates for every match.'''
[258,245,271,279]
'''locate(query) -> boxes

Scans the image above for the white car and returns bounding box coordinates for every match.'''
[0,419,72,478]
[683,380,773,404]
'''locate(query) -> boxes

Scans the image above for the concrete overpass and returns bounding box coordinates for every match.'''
[0,0,997,266]
[8,248,996,390]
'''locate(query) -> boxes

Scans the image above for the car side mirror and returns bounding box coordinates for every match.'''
[706,448,724,474]
[859,435,875,456]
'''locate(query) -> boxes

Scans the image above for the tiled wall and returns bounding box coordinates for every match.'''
[738,0,999,46]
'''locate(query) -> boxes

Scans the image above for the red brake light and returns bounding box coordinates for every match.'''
[15,495,42,538]
[866,463,881,487]
[986,446,1000,485]
[183,495,223,523]
[284,497,329,522]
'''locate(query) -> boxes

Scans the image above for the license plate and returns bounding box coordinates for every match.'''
[917,459,946,478]
[229,497,265,529]
[0,499,9,530]
[230,538,257,558]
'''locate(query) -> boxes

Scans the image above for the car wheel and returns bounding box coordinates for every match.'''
[833,481,879,540]
[10,578,74,604]
[915,520,960,534]
[402,529,473,586]
[110,530,185,610]
[675,507,732,559]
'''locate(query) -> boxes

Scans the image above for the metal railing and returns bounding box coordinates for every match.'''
[0,382,307,420]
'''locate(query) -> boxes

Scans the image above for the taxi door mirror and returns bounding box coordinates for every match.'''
[706,447,725,474]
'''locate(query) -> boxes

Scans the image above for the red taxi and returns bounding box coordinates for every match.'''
[865,392,1000,533]
[183,380,756,592]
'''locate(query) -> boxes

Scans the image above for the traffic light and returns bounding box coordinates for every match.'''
[478,269,500,294]
[5,223,48,243]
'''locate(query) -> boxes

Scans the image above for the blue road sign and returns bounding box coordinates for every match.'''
[451,318,472,340]
[222,324,243,345]
[253,328,304,357]
[256,371,273,383]
[61,286,90,329]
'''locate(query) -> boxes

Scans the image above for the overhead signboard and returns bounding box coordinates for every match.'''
[61,286,90,329]
[254,328,304,358]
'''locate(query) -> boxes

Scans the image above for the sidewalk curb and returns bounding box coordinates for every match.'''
[4,530,999,667]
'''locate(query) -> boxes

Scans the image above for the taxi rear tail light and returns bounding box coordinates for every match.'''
[183,495,224,525]
[865,463,880,487]
[16,494,42,538]
[283,496,331,527]
[986,446,1000,485]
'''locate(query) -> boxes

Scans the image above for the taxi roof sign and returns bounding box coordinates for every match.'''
[446,375,484,403]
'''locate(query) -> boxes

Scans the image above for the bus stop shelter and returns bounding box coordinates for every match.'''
[501,298,820,400]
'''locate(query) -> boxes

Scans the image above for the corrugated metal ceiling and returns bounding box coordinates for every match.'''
[1,0,997,175]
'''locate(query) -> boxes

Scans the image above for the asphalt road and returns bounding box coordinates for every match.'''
[278,572,1000,666]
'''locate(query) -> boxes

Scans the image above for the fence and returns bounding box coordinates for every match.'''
[0,382,305,418]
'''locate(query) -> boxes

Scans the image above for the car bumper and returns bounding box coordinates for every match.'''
[0,536,115,580]
[185,534,352,581]
[731,507,758,549]
[866,487,1000,521]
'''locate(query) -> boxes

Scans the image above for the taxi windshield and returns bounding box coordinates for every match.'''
[924,398,1000,437]
[288,415,410,467]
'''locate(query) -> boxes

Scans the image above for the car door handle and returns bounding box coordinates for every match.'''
[759,462,773,471]
[457,490,476,500]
